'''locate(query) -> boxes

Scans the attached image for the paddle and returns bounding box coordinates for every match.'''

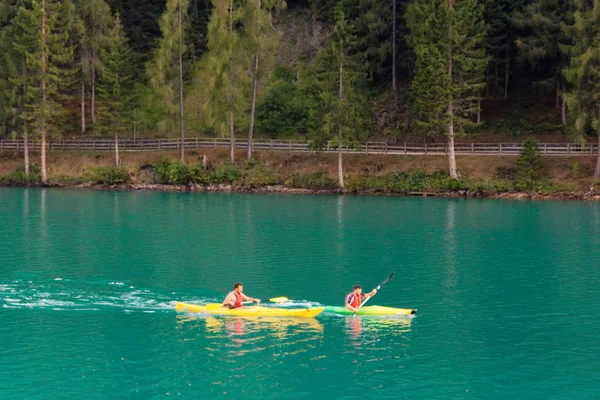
[241,296,289,305]
[351,273,394,316]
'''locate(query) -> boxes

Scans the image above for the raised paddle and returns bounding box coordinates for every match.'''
[352,273,394,316]
[240,296,289,305]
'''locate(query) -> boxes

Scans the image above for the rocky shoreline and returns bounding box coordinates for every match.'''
[4,181,599,201]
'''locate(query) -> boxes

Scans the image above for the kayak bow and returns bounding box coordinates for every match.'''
[176,302,324,318]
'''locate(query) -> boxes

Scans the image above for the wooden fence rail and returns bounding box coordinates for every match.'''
[0,138,597,156]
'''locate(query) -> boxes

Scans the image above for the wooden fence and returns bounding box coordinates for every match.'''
[0,138,597,156]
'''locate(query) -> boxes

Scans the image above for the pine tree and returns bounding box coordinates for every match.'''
[203,0,252,163]
[75,0,112,131]
[246,0,284,159]
[148,0,190,162]
[315,10,367,189]
[406,0,488,180]
[11,0,76,183]
[1,0,30,171]
[562,0,600,177]
[97,13,134,166]
[513,0,572,125]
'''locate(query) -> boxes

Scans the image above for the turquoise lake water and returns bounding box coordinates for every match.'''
[1,188,599,399]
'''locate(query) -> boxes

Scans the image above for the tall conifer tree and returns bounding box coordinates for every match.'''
[246,0,283,159]
[148,0,189,162]
[11,0,76,183]
[562,0,600,177]
[98,13,134,166]
[204,0,251,163]
[406,0,488,179]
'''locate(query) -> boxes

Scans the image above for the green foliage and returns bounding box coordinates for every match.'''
[562,0,600,176]
[97,13,135,134]
[210,163,244,184]
[346,169,465,193]
[572,161,581,179]
[406,0,489,136]
[147,0,189,132]
[84,166,130,185]
[255,81,315,136]
[516,139,544,188]
[285,171,338,190]
[0,164,40,185]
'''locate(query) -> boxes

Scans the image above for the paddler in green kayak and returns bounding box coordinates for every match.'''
[345,284,377,313]
[222,282,261,309]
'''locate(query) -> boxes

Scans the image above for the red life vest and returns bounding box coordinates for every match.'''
[231,291,243,308]
[346,292,362,308]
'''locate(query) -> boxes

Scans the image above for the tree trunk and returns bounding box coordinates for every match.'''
[229,111,235,163]
[81,82,86,134]
[485,67,489,98]
[178,0,185,162]
[596,106,600,177]
[556,82,560,109]
[447,0,458,180]
[504,45,509,99]
[115,132,120,166]
[91,61,96,126]
[338,58,344,189]
[561,93,567,126]
[24,125,30,175]
[22,64,30,175]
[248,53,259,160]
[477,95,481,124]
[41,0,47,185]
[392,0,397,106]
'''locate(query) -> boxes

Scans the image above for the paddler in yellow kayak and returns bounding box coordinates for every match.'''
[345,284,377,313]
[222,282,261,309]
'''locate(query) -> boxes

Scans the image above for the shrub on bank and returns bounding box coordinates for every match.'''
[285,171,338,190]
[0,165,40,185]
[84,166,130,185]
[347,169,465,193]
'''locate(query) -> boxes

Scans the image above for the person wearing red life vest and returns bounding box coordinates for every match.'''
[222,282,260,309]
[345,284,377,313]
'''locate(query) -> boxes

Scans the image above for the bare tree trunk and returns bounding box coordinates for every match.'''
[41,0,48,184]
[115,132,120,166]
[485,67,489,98]
[22,64,30,175]
[91,61,96,126]
[561,93,567,126]
[338,58,344,189]
[596,106,600,177]
[228,0,235,164]
[247,0,261,160]
[24,125,30,175]
[229,111,235,163]
[477,95,481,124]
[556,82,560,109]
[81,82,86,134]
[392,0,397,106]
[504,45,509,99]
[447,0,458,180]
[178,0,185,162]
[248,53,259,160]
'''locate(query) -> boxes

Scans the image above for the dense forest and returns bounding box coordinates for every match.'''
[0,0,599,184]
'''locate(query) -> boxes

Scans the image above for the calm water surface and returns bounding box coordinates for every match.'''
[1,188,599,399]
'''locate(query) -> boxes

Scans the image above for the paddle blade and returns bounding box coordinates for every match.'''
[268,296,289,303]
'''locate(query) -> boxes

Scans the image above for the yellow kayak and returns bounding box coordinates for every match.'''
[175,302,324,318]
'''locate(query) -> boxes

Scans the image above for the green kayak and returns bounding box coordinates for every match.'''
[324,305,417,316]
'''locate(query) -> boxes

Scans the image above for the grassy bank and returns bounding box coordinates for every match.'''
[1,149,599,199]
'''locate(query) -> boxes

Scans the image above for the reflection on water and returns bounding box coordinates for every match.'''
[176,314,324,358]
[344,315,413,340]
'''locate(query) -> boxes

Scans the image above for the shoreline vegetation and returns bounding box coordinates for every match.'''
[2,149,599,201]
